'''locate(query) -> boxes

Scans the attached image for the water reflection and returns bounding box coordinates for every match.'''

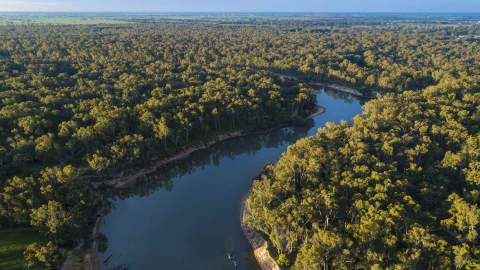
[323,88,363,104]
[119,124,313,199]
[101,89,363,270]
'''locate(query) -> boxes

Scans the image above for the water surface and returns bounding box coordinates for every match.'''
[101,89,363,270]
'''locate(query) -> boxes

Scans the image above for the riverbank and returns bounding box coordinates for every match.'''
[76,83,353,270]
[268,71,365,98]
[99,105,325,190]
[238,84,362,270]
[239,106,326,270]
[316,83,363,97]
[67,81,356,270]
[63,105,325,270]
[104,130,243,189]
[60,216,102,270]
[240,194,281,270]
[104,122,316,190]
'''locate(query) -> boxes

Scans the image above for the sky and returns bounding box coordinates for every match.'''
[1,0,480,13]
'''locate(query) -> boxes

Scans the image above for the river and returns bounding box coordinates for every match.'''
[100,88,363,270]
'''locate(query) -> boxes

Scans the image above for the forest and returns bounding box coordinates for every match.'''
[246,77,480,269]
[0,16,479,269]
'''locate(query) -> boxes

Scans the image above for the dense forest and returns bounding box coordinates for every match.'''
[0,18,479,269]
[246,76,480,269]
[246,61,480,269]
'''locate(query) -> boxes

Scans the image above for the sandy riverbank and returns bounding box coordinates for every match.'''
[241,194,282,270]
[318,83,363,97]
[269,71,364,98]
[61,216,102,270]
[105,130,243,189]
[61,106,325,270]
[80,79,360,270]
[62,78,357,270]
[100,105,326,190]
[239,106,326,270]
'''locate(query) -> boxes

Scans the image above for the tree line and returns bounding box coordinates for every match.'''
[0,21,479,268]
[246,75,480,269]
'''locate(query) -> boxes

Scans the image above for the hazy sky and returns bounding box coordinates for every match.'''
[1,0,480,12]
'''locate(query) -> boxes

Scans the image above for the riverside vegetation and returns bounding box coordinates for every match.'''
[0,15,479,269]
[246,78,480,269]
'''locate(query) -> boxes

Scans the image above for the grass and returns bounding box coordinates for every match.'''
[0,228,46,270]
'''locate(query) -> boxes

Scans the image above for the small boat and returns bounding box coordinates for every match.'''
[233,260,238,268]
[227,253,234,260]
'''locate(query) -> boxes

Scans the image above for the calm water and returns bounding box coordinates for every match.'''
[100,89,363,270]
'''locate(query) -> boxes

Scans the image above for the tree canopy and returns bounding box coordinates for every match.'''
[246,76,480,269]
[0,19,479,269]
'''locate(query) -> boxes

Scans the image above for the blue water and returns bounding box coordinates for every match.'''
[100,89,363,270]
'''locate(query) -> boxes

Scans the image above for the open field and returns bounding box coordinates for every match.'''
[0,228,46,270]
[0,15,131,25]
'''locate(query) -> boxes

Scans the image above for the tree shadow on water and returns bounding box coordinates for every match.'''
[114,120,314,199]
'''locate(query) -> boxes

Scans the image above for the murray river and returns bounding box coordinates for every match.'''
[100,88,363,270]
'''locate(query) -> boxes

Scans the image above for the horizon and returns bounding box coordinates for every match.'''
[1,0,480,13]
[2,11,480,14]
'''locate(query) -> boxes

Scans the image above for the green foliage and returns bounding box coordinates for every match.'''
[30,201,72,237]
[1,165,100,247]
[277,253,290,267]
[0,22,317,268]
[0,19,479,269]
[0,228,46,270]
[24,241,61,270]
[246,79,480,269]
